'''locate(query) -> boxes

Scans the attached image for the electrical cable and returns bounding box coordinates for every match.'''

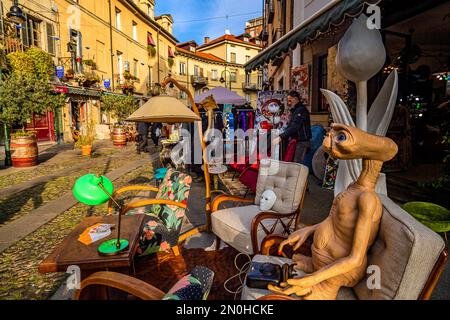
[223,252,252,300]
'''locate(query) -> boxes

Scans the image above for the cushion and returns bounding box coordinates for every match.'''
[255,159,309,214]
[241,255,357,300]
[353,195,445,300]
[163,266,214,300]
[211,205,292,255]
[136,216,172,256]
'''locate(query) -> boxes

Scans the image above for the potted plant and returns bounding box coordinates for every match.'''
[168,57,174,68]
[75,121,95,156]
[0,75,65,167]
[83,59,97,70]
[65,68,75,80]
[147,45,156,57]
[101,94,139,146]
[10,130,38,167]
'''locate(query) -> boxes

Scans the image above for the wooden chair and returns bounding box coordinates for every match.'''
[108,169,192,257]
[241,195,448,300]
[211,159,309,255]
[76,266,214,300]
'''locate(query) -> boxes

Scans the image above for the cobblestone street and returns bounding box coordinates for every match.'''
[0,141,158,299]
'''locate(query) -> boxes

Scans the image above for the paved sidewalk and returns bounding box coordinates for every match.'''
[0,153,158,253]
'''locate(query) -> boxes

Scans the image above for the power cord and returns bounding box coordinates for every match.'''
[223,253,252,300]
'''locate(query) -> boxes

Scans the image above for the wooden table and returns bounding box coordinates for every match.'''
[39,215,146,278]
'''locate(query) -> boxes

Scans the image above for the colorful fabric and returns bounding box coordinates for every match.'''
[163,266,214,300]
[127,169,192,256]
[322,156,338,190]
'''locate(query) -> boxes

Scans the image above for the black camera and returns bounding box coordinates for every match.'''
[246,262,296,289]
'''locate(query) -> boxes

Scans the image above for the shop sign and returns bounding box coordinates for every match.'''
[55,66,65,79]
[291,64,310,106]
[104,79,111,89]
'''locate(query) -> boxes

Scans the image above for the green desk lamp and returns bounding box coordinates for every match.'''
[73,174,129,256]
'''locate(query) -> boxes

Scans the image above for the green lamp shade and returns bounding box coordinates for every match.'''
[73,174,115,206]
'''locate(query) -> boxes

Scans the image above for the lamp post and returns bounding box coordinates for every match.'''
[220,70,232,90]
[2,1,25,166]
[7,0,25,25]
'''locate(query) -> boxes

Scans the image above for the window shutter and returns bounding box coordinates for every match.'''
[46,22,55,55]
[147,32,155,46]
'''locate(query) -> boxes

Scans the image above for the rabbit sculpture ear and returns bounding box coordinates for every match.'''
[260,189,277,211]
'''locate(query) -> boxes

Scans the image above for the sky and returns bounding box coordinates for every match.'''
[155,0,263,44]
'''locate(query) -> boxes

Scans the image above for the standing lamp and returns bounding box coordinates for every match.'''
[127,76,213,232]
[73,174,129,256]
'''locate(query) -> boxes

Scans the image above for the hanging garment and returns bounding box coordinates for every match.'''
[239,111,247,132]
[248,111,254,129]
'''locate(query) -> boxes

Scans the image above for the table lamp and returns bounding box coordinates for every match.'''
[73,174,129,256]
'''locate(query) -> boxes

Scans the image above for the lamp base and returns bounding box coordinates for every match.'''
[97,239,129,256]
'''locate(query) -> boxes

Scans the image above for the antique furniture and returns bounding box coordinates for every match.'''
[211,159,309,255]
[38,215,145,278]
[109,168,192,257]
[127,76,213,233]
[241,195,448,300]
[239,138,298,194]
[73,174,129,255]
[75,266,214,300]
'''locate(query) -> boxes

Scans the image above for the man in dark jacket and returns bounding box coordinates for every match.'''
[274,91,312,164]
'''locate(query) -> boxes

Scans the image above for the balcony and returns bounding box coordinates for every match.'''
[242,82,262,92]
[191,75,208,88]
[1,36,25,54]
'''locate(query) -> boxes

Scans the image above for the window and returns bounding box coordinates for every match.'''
[115,8,121,30]
[245,73,251,84]
[318,54,328,112]
[257,72,263,87]
[245,94,250,102]
[230,70,237,82]
[179,62,186,75]
[117,51,123,83]
[147,32,155,46]
[22,15,42,48]
[194,65,199,77]
[211,69,218,81]
[46,22,55,55]
[133,59,138,78]
[180,91,187,100]
[245,55,251,62]
[132,21,137,41]
[230,52,236,63]
[68,28,83,73]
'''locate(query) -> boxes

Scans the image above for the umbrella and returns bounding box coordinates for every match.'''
[194,86,246,105]
[127,94,201,123]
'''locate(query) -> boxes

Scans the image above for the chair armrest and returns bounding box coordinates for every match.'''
[75,271,166,300]
[211,195,253,212]
[120,199,187,215]
[250,211,297,254]
[260,233,313,258]
[108,186,159,214]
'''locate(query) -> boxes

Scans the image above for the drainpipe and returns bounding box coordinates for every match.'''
[157,27,160,84]
[108,0,115,91]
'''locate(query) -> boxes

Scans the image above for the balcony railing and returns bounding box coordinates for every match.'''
[242,82,261,91]
[191,75,208,87]
[1,36,25,54]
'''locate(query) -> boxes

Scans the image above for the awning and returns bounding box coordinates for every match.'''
[245,0,376,71]
[67,85,102,98]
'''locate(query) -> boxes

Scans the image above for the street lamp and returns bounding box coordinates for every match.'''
[7,0,25,25]
[219,70,232,90]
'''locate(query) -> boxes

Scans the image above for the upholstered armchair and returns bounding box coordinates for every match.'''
[241,195,448,300]
[76,266,214,300]
[108,169,192,257]
[211,159,309,255]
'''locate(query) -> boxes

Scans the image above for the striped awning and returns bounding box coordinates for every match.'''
[245,0,376,71]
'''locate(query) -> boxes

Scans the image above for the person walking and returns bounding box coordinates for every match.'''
[150,122,162,146]
[136,121,150,154]
[274,91,312,164]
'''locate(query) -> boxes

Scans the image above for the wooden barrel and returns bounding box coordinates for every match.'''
[112,127,127,147]
[11,135,38,167]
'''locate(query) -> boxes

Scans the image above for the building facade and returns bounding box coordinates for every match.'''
[174,34,262,108]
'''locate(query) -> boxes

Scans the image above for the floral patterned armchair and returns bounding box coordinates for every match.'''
[108,169,192,256]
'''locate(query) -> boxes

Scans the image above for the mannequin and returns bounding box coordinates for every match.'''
[260,190,277,211]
